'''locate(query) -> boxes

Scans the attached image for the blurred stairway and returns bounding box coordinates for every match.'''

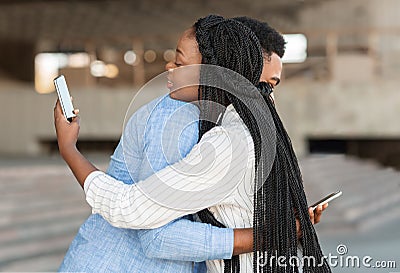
[0,154,399,271]
[301,154,400,234]
[0,162,92,272]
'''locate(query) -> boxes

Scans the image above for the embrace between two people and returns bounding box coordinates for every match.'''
[54,15,330,273]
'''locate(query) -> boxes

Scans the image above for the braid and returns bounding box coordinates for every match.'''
[193,15,331,272]
[254,83,331,272]
[195,15,263,272]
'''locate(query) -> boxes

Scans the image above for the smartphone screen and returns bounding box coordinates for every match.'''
[54,75,76,122]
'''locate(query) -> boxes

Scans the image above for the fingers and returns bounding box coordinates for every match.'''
[72,108,80,125]
[314,205,323,224]
[54,99,64,119]
[71,115,80,125]
[308,207,315,224]
[54,99,80,123]
[309,203,328,225]
[298,203,329,238]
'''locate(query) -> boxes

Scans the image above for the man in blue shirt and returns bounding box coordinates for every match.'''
[59,17,287,273]
[59,94,236,272]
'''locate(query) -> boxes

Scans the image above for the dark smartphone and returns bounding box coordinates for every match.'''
[310,191,342,210]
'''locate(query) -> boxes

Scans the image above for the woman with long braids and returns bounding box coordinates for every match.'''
[55,15,330,272]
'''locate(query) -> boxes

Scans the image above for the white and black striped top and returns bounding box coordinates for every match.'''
[84,104,257,272]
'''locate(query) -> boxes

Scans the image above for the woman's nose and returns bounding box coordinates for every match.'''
[165,61,175,71]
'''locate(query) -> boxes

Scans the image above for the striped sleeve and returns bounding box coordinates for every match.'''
[84,126,250,229]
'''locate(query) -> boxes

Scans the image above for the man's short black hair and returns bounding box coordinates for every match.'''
[233,16,286,58]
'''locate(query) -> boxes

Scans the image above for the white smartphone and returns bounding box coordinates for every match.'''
[310,190,342,210]
[54,75,76,122]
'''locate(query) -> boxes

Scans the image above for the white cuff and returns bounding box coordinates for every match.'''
[84,170,104,194]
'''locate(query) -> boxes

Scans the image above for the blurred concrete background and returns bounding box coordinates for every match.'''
[0,0,399,272]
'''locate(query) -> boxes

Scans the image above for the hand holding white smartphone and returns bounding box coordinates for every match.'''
[310,190,342,210]
[54,75,76,122]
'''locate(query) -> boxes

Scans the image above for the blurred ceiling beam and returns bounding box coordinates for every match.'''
[0,0,326,44]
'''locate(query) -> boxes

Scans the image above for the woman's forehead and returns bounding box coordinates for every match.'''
[177,29,199,56]
[183,27,195,37]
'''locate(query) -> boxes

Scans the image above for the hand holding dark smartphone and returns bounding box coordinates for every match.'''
[310,190,342,211]
[54,75,76,122]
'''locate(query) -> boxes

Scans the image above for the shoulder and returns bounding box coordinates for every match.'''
[148,96,199,120]
[145,97,199,133]
[196,126,234,152]
[124,95,167,130]
[197,124,252,160]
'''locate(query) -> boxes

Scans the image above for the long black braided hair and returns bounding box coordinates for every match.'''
[193,15,331,273]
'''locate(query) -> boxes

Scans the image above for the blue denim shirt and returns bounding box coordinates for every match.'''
[59,95,234,273]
